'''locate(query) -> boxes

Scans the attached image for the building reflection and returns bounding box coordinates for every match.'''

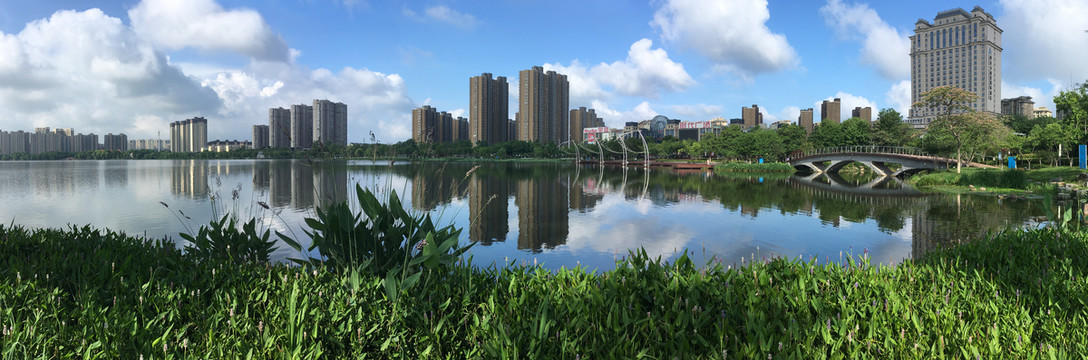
[313,161,348,209]
[515,176,569,252]
[103,162,128,188]
[290,162,314,210]
[170,160,208,198]
[468,173,510,245]
[252,160,270,191]
[268,161,292,208]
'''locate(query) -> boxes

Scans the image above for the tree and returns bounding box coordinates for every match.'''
[915,86,995,173]
[809,121,844,148]
[927,111,1009,172]
[1054,81,1088,145]
[871,108,913,146]
[840,117,872,146]
[775,124,808,155]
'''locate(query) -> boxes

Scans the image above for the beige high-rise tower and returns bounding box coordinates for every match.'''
[517,66,569,144]
[821,98,841,124]
[569,107,603,143]
[470,73,509,145]
[851,107,873,122]
[909,6,1001,127]
[798,108,814,133]
[742,105,762,129]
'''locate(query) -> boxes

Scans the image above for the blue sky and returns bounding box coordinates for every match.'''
[0,0,1085,143]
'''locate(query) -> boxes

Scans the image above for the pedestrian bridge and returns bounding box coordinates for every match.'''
[788,146,991,177]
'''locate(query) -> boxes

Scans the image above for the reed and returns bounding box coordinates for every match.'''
[2,201,1086,358]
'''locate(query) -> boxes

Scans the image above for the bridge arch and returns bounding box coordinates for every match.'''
[788,146,991,177]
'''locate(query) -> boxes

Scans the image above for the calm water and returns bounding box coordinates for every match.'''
[0,159,1047,270]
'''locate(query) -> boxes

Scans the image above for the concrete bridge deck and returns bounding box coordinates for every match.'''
[788,146,995,177]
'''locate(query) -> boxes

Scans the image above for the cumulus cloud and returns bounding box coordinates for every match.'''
[545,39,693,104]
[885,80,912,115]
[0,2,416,143]
[999,0,1088,84]
[129,0,290,62]
[651,0,798,78]
[1001,80,1064,114]
[590,101,659,128]
[0,8,220,136]
[813,92,878,122]
[761,106,801,124]
[819,0,910,80]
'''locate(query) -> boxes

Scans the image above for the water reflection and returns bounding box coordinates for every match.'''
[0,160,1049,271]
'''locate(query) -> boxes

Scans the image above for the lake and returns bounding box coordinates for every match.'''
[0,159,1047,270]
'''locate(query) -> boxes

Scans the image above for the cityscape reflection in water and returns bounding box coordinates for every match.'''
[0,160,1048,271]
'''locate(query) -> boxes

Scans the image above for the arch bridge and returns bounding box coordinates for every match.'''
[788,146,992,177]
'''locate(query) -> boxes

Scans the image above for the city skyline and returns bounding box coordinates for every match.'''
[0,0,1084,143]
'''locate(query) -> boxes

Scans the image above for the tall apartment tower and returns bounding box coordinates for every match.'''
[290,104,313,149]
[469,73,509,145]
[517,66,569,144]
[103,133,128,151]
[313,99,348,146]
[852,107,873,122]
[821,98,842,124]
[452,117,469,142]
[798,108,814,133]
[268,107,291,148]
[909,6,1001,127]
[252,125,269,149]
[569,107,603,143]
[1000,96,1034,117]
[412,105,439,143]
[742,105,762,129]
[169,117,207,152]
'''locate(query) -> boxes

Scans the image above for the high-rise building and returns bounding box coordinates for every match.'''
[821,98,842,124]
[517,66,569,143]
[169,117,207,152]
[470,73,509,145]
[412,105,439,143]
[798,108,814,133]
[569,107,603,143]
[742,105,762,129]
[1000,96,1034,117]
[313,99,348,146]
[290,104,313,149]
[909,6,1001,127]
[252,125,269,149]
[1033,107,1052,118]
[103,133,127,151]
[451,116,469,142]
[852,106,873,122]
[437,111,454,143]
[269,107,291,148]
[0,130,29,155]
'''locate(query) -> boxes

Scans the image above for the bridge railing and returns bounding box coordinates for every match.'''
[795,146,929,159]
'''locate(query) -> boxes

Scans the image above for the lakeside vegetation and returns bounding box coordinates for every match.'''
[2,184,1086,358]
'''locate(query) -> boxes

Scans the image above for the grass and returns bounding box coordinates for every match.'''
[4,219,1088,357]
[714,162,797,173]
[911,168,1030,190]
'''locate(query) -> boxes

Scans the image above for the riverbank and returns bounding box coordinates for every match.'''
[909,167,1088,195]
[2,220,1085,357]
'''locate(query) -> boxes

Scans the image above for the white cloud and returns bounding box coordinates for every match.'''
[0,8,221,137]
[819,0,910,80]
[545,38,693,104]
[885,80,912,115]
[813,92,878,122]
[591,100,659,128]
[424,5,477,28]
[762,106,801,123]
[999,0,1088,84]
[670,104,722,120]
[128,0,290,62]
[651,0,798,78]
[0,3,415,143]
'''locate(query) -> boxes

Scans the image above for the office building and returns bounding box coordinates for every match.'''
[742,105,763,129]
[269,107,291,148]
[821,98,842,124]
[290,104,313,149]
[852,106,873,122]
[1000,96,1034,117]
[313,99,348,146]
[909,6,1002,127]
[569,107,604,143]
[169,117,207,153]
[252,125,269,149]
[517,66,569,143]
[470,73,509,145]
[798,108,814,133]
